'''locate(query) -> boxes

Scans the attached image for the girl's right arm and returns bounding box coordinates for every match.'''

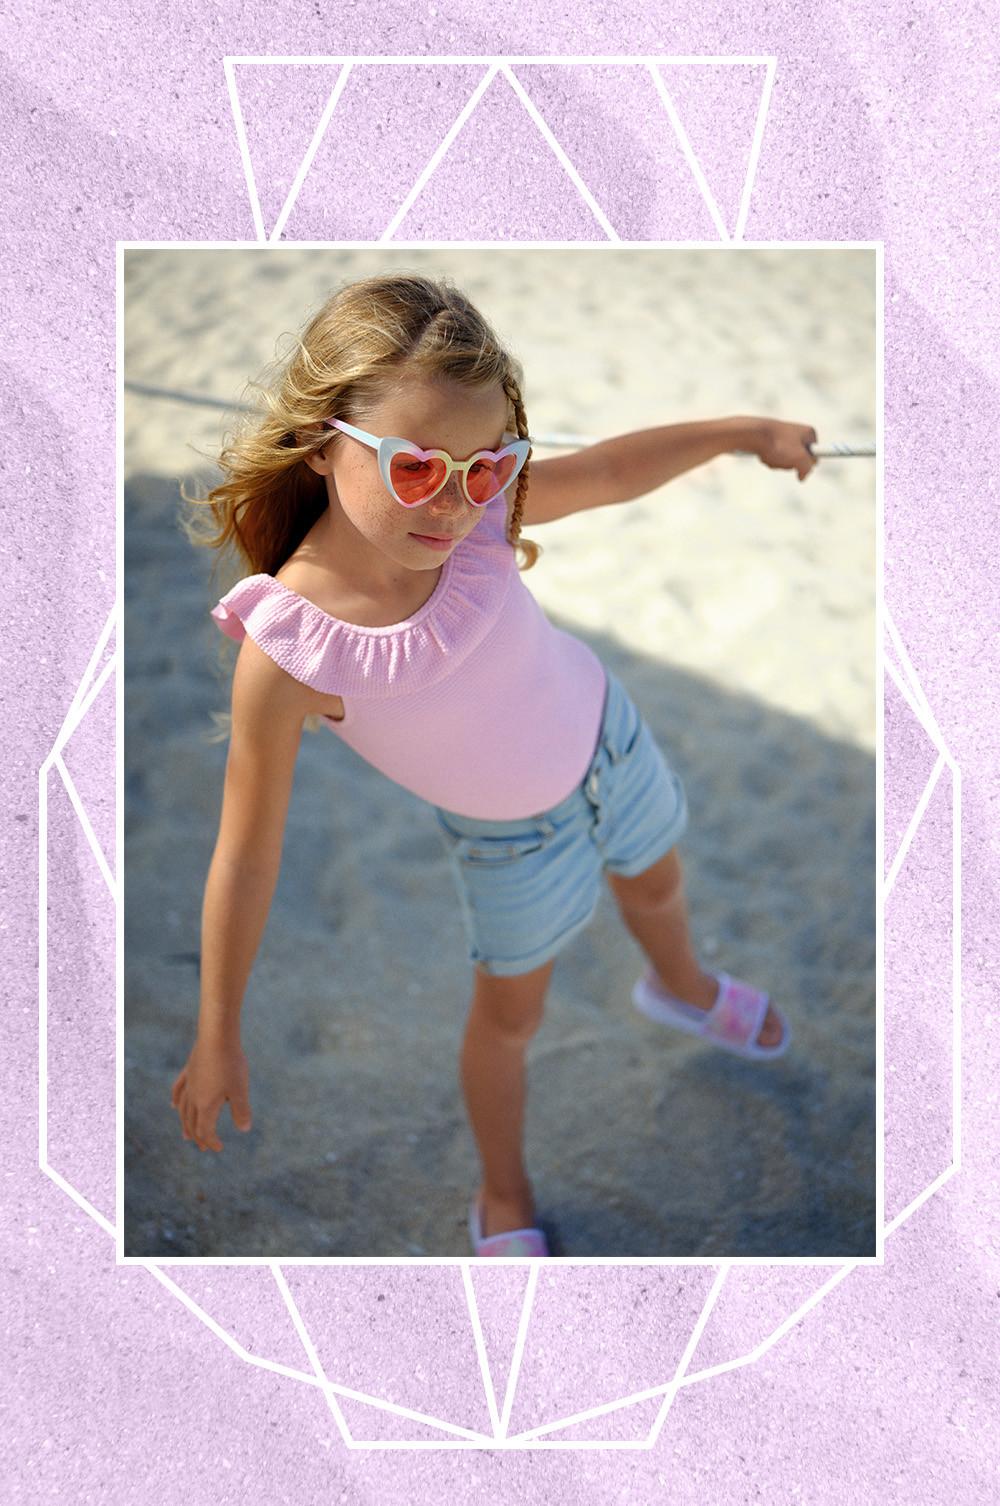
[171,638,312,1151]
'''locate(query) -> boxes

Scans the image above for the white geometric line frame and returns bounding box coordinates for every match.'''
[38,600,117,1232]
[646,66,729,242]
[74,58,949,1451]
[881,607,963,1218]
[883,749,945,898]
[223,55,777,245]
[401,63,618,243]
[53,753,116,902]
[268,62,353,244]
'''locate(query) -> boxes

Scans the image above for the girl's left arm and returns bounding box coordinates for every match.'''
[523,416,819,525]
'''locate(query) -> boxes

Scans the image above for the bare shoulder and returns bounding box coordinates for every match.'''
[273,554,351,618]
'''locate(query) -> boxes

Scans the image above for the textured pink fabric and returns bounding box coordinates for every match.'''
[708,974,770,1049]
[209,499,609,818]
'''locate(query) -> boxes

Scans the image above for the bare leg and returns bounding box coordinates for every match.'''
[606,847,783,1047]
[459,957,556,1236]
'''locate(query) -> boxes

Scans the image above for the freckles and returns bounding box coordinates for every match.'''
[366,492,403,535]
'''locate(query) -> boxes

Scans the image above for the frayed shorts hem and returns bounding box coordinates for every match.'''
[601,812,688,878]
[467,811,686,975]
[467,907,599,978]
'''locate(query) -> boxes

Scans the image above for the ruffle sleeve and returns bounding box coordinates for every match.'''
[207,508,514,699]
[209,599,248,642]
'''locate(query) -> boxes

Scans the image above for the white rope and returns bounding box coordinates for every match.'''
[732,442,875,458]
[123,383,876,456]
[807,442,875,458]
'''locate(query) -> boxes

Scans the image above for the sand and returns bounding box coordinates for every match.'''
[123,247,876,1257]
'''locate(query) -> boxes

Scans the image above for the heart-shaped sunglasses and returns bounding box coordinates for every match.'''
[323,418,532,508]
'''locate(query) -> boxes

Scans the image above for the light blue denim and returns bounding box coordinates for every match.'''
[431,666,689,977]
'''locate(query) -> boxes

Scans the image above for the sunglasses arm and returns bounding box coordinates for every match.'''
[323,417,378,451]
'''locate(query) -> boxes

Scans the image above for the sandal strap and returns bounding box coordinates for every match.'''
[707,972,770,1049]
[475,1228,548,1258]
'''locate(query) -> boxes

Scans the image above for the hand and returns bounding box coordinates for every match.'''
[170,1036,252,1152]
[752,418,819,482]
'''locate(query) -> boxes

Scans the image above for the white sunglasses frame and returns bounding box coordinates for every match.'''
[322,417,532,508]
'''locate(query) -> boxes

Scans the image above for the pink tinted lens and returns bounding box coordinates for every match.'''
[389,453,448,505]
[466,451,519,504]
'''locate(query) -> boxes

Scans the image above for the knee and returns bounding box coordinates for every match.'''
[470,967,550,1045]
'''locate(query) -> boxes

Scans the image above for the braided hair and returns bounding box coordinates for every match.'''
[501,370,539,569]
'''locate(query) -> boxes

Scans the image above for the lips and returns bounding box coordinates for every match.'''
[410,531,458,541]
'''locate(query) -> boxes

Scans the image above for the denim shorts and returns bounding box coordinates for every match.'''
[431,666,689,977]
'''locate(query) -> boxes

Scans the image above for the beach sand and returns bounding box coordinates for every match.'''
[124,247,877,1257]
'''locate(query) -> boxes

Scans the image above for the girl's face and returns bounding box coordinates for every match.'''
[310,376,512,572]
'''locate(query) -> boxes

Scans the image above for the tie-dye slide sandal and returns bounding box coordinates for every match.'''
[631,968,791,1061]
[468,1196,550,1257]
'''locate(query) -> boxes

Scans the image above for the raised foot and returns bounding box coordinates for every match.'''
[652,968,785,1049]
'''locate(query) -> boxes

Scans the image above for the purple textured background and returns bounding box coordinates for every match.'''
[4,5,999,1502]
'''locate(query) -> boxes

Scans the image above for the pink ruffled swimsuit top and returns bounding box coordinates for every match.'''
[209,496,608,820]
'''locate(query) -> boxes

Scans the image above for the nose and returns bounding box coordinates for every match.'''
[427,476,467,513]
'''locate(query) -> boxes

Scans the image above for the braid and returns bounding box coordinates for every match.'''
[501,373,542,570]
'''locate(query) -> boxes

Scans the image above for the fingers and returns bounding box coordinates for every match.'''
[178,1101,193,1142]
[229,1092,253,1133]
[173,1083,224,1151]
[191,1103,223,1152]
[800,426,819,481]
[172,1052,251,1153]
[178,1087,195,1143]
[171,1065,195,1140]
[194,1111,224,1153]
[762,422,820,479]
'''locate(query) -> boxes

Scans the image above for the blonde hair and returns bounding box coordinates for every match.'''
[181,271,542,739]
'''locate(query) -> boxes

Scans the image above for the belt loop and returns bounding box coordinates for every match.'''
[536,816,556,839]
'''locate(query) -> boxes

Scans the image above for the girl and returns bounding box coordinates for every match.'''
[170,271,818,1258]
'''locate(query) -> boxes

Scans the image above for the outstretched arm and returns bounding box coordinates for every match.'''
[170,639,309,1152]
[521,416,819,525]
